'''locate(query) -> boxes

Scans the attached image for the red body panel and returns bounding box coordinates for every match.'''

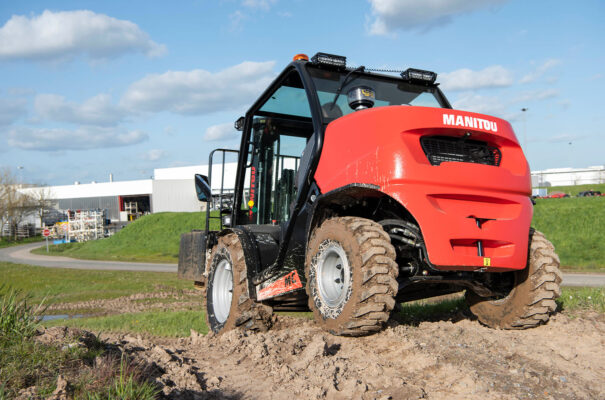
[314,106,532,271]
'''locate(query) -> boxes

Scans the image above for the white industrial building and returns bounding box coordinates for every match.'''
[531,165,605,187]
[18,163,240,226]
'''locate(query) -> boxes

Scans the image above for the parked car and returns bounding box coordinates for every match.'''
[545,192,569,198]
[577,190,601,197]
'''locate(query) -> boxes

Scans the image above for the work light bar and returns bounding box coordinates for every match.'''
[311,52,347,69]
[401,68,437,84]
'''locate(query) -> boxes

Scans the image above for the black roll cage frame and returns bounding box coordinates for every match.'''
[229,59,452,285]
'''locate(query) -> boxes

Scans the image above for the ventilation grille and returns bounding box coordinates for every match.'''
[420,136,502,166]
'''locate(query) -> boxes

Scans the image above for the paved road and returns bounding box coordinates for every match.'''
[559,273,605,288]
[1,243,603,287]
[0,242,176,272]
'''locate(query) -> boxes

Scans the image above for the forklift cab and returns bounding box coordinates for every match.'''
[184,51,449,295]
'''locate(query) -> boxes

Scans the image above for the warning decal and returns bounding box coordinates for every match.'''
[257,270,303,301]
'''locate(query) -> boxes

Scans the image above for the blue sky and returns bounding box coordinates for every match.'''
[0,0,603,185]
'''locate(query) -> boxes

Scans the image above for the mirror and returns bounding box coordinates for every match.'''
[234,116,245,131]
[194,174,211,202]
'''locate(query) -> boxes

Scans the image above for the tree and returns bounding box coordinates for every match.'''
[0,168,37,240]
[30,186,56,228]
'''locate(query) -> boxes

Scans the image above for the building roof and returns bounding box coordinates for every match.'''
[19,179,152,200]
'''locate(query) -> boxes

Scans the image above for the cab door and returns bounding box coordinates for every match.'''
[239,69,315,228]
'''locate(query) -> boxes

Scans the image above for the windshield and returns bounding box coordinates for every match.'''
[307,65,446,122]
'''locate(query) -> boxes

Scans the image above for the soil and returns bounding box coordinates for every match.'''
[46,290,200,315]
[91,312,605,399]
[41,294,605,399]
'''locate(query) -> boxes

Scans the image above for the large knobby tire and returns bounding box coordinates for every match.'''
[305,217,399,336]
[466,229,562,329]
[206,233,273,334]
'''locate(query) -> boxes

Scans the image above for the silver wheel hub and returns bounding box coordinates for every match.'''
[212,259,233,324]
[317,242,351,309]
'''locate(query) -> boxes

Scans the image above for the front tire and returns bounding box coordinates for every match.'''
[206,233,273,334]
[466,229,562,329]
[305,217,399,336]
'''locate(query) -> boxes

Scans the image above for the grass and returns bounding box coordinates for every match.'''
[537,182,605,197]
[45,310,208,337]
[42,288,605,338]
[0,236,43,249]
[395,287,605,324]
[33,212,218,263]
[0,285,44,341]
[85,355,159,400]
[0,262,193,305]
[0,285,159,399]
[532,197,604,271]
[396,296,467,324]
[557,287,605,313]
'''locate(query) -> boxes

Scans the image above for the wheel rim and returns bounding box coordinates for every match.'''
[317,241,351,309]
[212,258,233,324]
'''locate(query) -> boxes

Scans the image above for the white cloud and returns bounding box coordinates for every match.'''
[545,134,587,144]
[8,126,148,151]
[513,89,559,103]
[452,92,507,117]
[34,93,126,126]
[0,98,27,126]
[520,59,561,84]
[204,123,240,142]
[439,65,513,91]
[367,0,509,35]
[120,61,276,115]
[164,126,177,136]
[243,0,277,11]
[0,10,165,62]
[142,149,167,161]
[528,133,587,144]
[7,87,35,96]
[229,10,247,32]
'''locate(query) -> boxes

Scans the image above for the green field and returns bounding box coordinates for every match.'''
[0,236,43,249]
[33,212,218,263]
[532,197,604,270]
[33,196,605,270]
[0,262,194,304]
[45,310,208,337]
[1,262,603,339]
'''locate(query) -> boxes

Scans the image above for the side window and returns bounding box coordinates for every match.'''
[241,70,313,225]
[244,117,307,225]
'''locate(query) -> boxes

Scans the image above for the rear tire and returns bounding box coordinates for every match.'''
[206,233,273,334]
[466,229,562,329]
[305,217,399,336]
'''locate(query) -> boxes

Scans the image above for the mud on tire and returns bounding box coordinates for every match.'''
[206,233,273,334]
[466,229,562,329]
[305,217,399,336]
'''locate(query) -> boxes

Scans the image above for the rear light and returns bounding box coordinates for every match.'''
[293,53,309,61]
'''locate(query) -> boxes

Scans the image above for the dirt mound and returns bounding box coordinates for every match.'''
[103,312,604,399]
[35,326,98,349]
